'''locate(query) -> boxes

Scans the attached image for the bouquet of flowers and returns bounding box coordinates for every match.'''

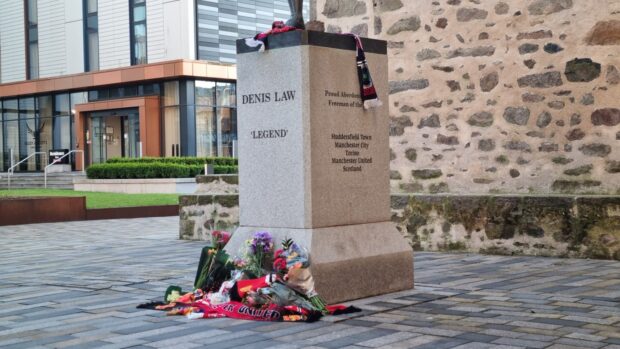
[194,230,233,292]
[238,231,274,278]
[143,231,362,322]
[273,238,328,313]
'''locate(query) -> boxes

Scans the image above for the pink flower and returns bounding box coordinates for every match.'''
[212,231,231,248]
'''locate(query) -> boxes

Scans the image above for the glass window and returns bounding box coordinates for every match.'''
[124,111,141,158]
[38,96,54,165]
[196,80,215,106]
[84,0,99,71]
[71,92,88,109]
[38,116,53,168]
[26,0,39,79]
[19,98,36,170]
[27,0,38,25]
[54,94,71,150]
[124,85,138,97]
[87,0,97,13]
[2,100,18,121]
[133,24,147,65]
[87,31,99,71]
[3,100,19,170]
[217,107,237,157]
[88,88,108,101]
[141,83,160,96]
[130,0,147,65]
[216,82,236,107]
[163,81,179,106]
[196,106,216,157]
[133,5,146,21]
[109,87,122,99]
[38,96,52,118]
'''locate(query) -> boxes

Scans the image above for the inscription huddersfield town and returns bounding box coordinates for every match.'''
[331,133,373,172]
[242,90,296,104]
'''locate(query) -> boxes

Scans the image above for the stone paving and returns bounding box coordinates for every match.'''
[0,217,619,349]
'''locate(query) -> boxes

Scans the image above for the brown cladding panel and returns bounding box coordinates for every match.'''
[144,97,162,157]
[0,197,86,226]
[1,59,235,99]
[86,205,178,220]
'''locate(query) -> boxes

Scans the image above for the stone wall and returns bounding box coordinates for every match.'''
[179,190,620,260]
[178,175,240,241]
[313,0,620,195]
[179,194,239,241]
[392,195,620,261]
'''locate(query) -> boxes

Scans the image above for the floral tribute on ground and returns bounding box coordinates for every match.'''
[138,231,360,322]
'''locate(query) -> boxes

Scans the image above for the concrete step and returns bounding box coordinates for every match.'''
[0,172,85,190]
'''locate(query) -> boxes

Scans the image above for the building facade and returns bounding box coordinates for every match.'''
[0,0,304,171]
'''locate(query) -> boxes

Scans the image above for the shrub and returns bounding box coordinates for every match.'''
[87,162,237,179]
[106,156,238,166]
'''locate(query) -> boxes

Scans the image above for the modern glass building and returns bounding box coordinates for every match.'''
[0,0,305,171]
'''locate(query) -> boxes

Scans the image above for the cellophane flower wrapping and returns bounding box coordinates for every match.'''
[273,239,328,313]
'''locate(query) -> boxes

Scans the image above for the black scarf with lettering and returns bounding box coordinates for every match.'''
[349,34,382,109]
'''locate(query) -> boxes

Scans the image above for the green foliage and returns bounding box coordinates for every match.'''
[106,156,238,166]
[87,157,238,179]
[87,162,195,179]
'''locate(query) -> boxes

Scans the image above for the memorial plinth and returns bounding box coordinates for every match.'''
[227,31,413,303]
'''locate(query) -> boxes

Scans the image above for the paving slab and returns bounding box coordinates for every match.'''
[0,217,618,348]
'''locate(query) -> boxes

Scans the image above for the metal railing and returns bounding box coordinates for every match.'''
[44,150,84,188]
[7,151,46,190]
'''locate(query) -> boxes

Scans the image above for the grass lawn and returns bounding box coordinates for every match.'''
[0,189,179,209]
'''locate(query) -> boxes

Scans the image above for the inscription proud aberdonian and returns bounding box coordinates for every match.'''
[324,89,363,108]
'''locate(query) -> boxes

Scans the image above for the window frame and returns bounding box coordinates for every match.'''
[129,0,147,66]
[83,0,99,72]
[24,0,39,79]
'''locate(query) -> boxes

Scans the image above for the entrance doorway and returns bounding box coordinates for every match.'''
[86,109,140,165]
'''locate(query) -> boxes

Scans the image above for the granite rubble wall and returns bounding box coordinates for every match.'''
[313,0,620,195]
[179,191,620,260]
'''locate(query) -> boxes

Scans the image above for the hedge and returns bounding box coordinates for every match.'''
[86,162,237,179]
[106,156,238,166]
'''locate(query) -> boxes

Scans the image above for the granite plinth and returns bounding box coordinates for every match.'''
[233,31,414,302]
[225,222,413,304]
[237,31,392,229]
